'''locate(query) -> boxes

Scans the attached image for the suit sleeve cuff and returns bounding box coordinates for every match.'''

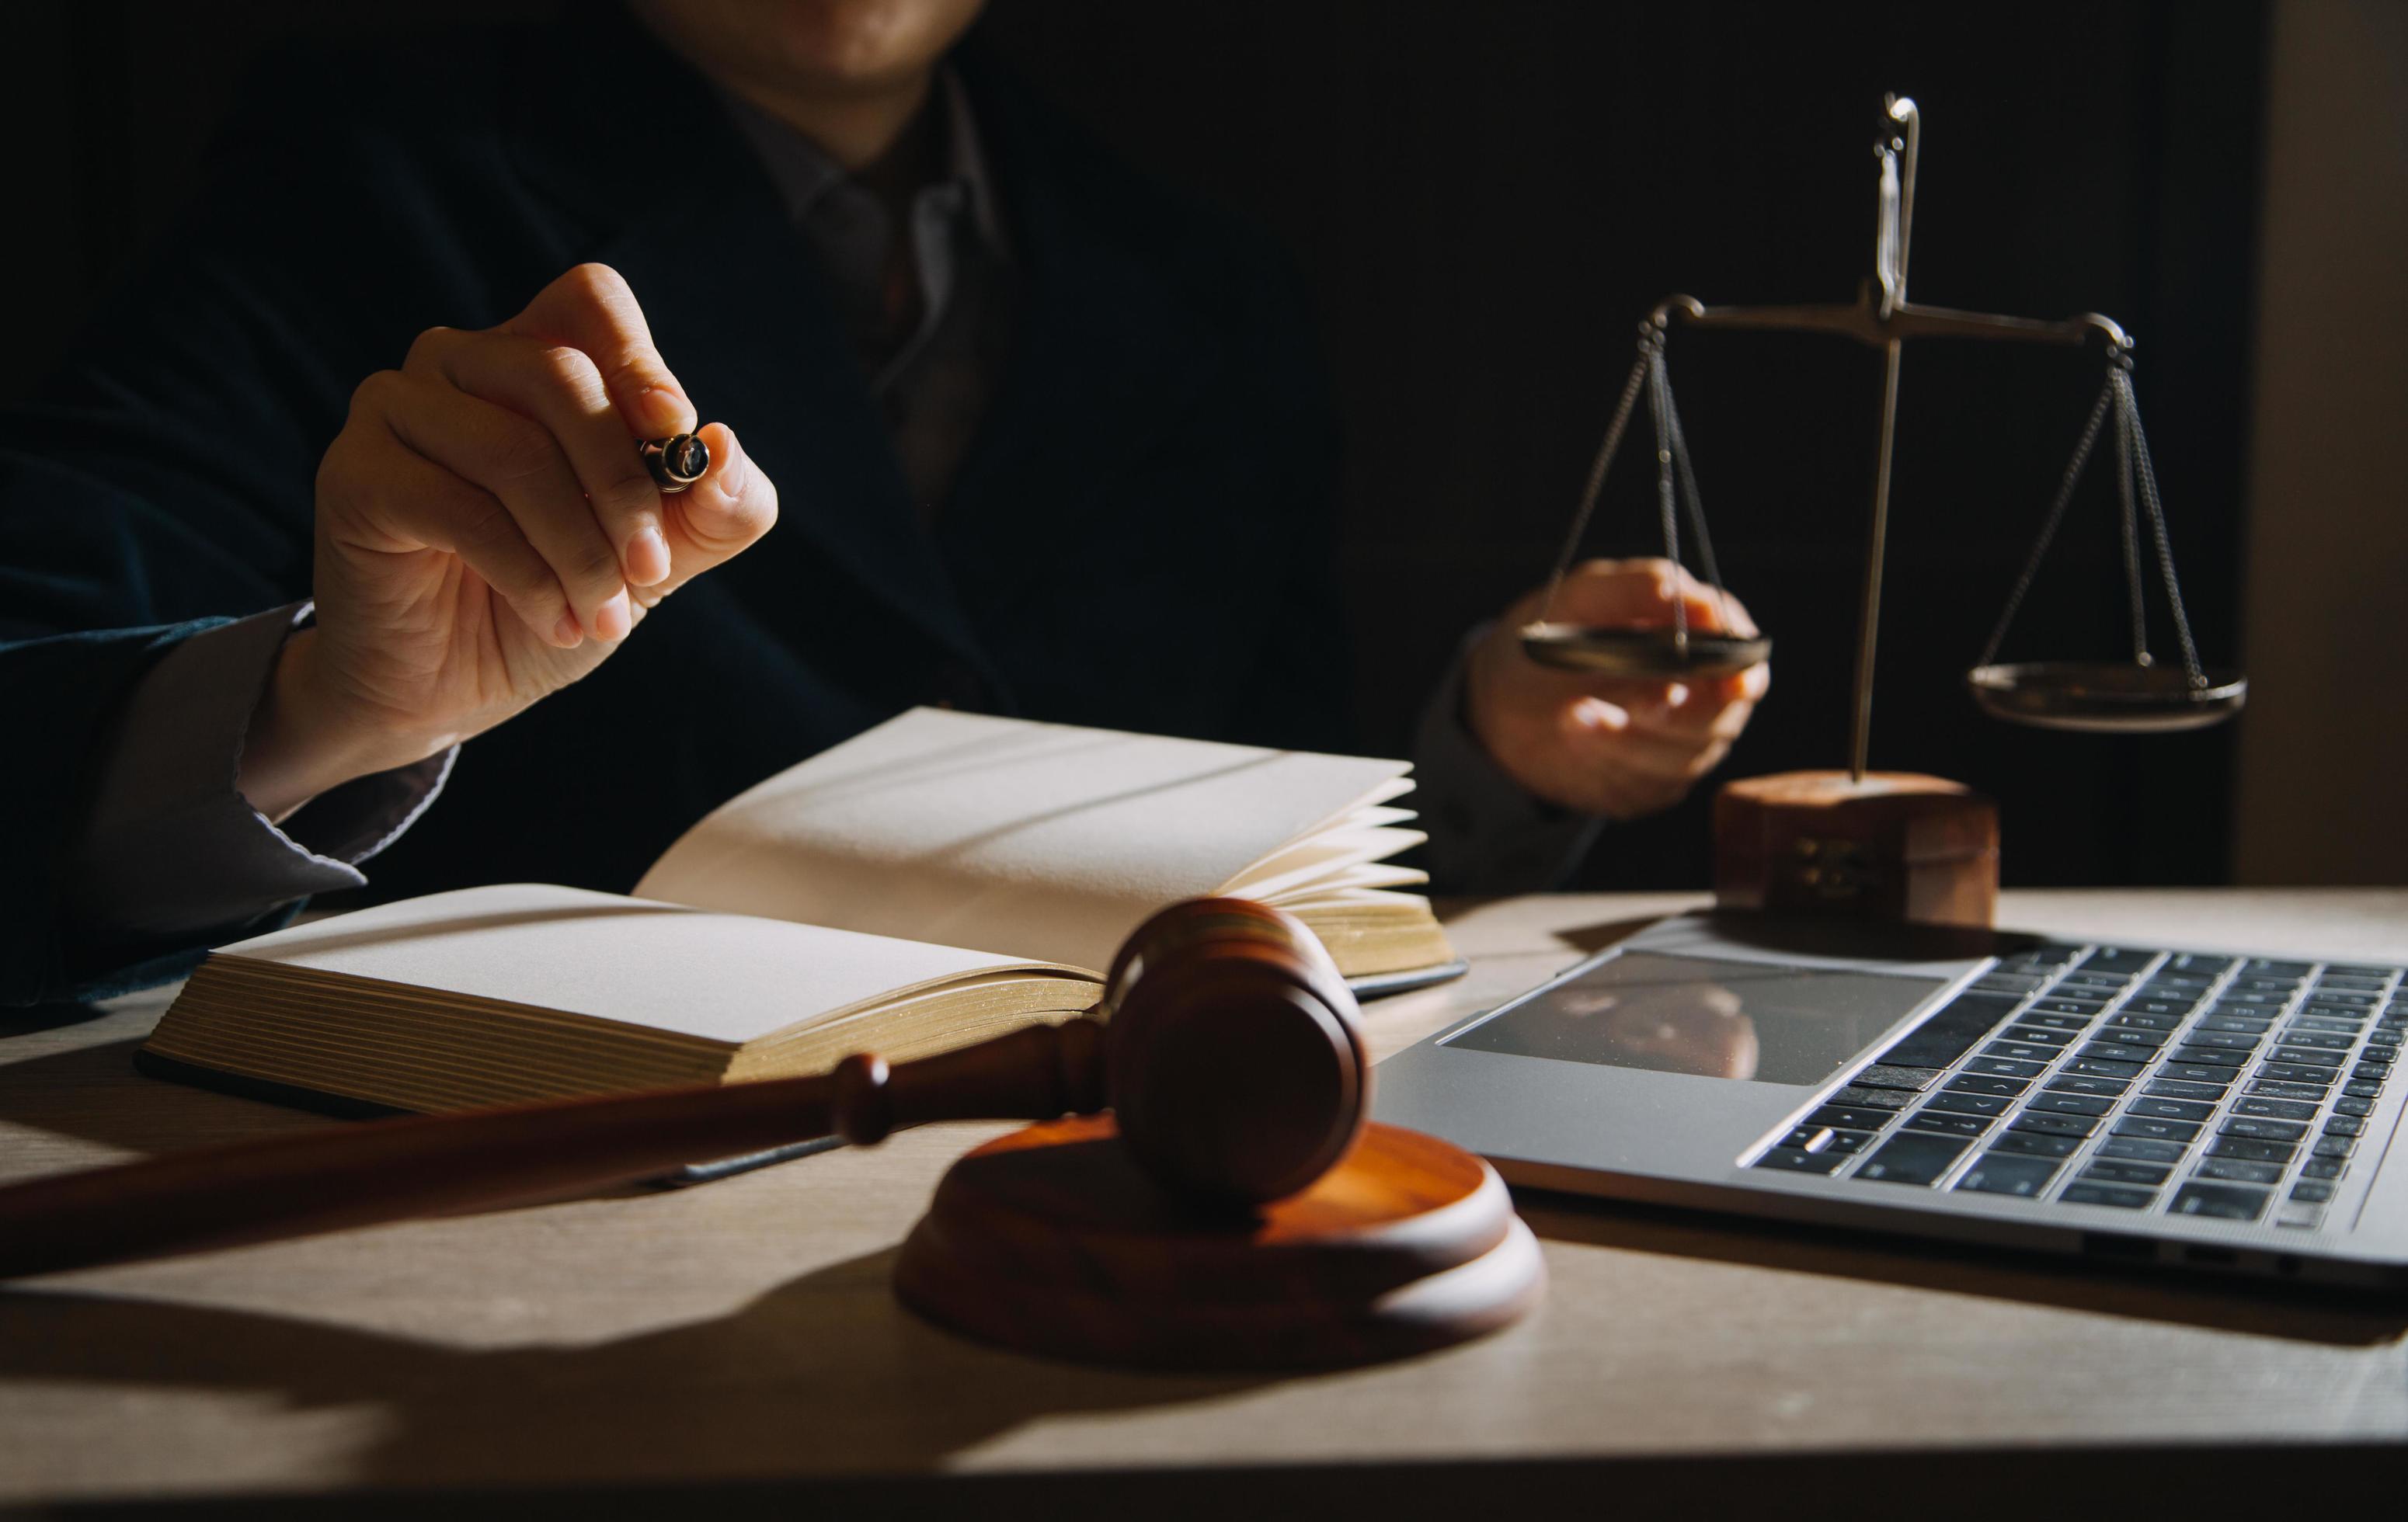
[65,603,454,943]
[1411,625,1604,894]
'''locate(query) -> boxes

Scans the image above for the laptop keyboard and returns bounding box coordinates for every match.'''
[1749,944,2403,1230]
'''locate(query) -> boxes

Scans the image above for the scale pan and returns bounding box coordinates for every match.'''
[1966,662,2246,734]
[1520,623,1771,678]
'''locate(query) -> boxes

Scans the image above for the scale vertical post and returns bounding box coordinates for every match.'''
[1852,339,1904,781]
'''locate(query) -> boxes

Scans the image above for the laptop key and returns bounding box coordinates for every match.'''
[2050,1074,2132,1099]
[2205,1138,2297,1164]
[1782,1125,1877,1155]
[2011,1112,2099,1139]
[1806,1105,1896,1132]
[2251,1079,2330,1100]
[2291,1180,2336,1203]
[2069,1057,2146,1081]
[2027,1093,2114,1117]
[2113,1116,2201,1144]
[2300,1158,2347,1181]
[1999,1025,2076,1048]
[1829,1086,1914,1110]
[1855,1132,1971,1185]
[2061,1182,2155,1209]
[1902,1110,1992,1138]
[2146,1079,2227,1102]
[2196,1157,2283,1184]
[2344,1079,2384,1099]
[2097,1137,2186,1164]
[1965,1056,2050,1080]
[1922,1089,2012,1118]
[1851,1065,1944,1092]
[1992,1130,2083,1158]
[2128,1097,2217,1122]
[2020,1012,2093,1033]
[1754,1146,1845,1174]
[2232,1096,2317,1121]
[1956,1152,2062,1197]
[2079,1042,2162,1066]
[2170,1181,2271,1222]
[2166,1045,2250,1069]
[2291,1017,2363,1036]
[2218,1117,2309,1143]
[2120,1002,2194,1022]
[1947,1074,2030,1097]
[2260,1063,2338,1086]
[2312,1135,2358,1159]
[2082,947,2158,975]
[2277,1202,2327,1230]
[2333,1096,2373,1117]
[2085,1026,2165,1048]
[1983,1041,2063,1065]
[2267,1047,2344,1069]
[2083,1160,2172,1186]
[2031,996,2110,1016]
[2156,1062,2235,1084]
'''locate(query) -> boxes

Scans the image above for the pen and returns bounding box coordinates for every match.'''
[639,433,710,494]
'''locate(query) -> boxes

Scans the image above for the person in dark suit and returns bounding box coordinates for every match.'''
[0,0,1765,1007]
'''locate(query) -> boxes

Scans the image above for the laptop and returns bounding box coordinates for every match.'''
[1375,912,2408,1287]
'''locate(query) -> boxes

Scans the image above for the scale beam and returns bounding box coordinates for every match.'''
[1655,292,2131,354]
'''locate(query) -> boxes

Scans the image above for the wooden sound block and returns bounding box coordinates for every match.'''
[1714,770,1999,929]
[893,1116,1543,1371]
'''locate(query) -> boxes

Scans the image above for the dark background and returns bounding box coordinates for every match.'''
[8,0,2267,891]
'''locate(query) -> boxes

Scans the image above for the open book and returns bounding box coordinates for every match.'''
[142,709,1460,1114]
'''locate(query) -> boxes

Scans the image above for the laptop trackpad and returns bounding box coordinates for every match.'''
[1443,951,1949,1087]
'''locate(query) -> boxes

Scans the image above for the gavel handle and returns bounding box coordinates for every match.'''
[0,1018,1105,1281]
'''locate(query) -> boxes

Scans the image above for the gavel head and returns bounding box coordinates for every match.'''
[1099,898,1370,1205]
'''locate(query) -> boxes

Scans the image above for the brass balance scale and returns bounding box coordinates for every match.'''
[1522,96,2247,926]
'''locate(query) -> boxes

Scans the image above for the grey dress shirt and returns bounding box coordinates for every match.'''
[65,74,1595,953]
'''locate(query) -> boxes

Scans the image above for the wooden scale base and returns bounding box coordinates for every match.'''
[895,1115,1544,1371]
[1714,770,2000,928]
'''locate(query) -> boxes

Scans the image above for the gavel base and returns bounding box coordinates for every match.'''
[894,1116,1543,1371]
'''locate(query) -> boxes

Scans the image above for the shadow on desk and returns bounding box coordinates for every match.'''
[1518,1189,2408,1348]
[0,1037,334,1155]
[0,1249,1274,1488]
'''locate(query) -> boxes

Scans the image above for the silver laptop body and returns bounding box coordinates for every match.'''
[1376,913,2408,1287]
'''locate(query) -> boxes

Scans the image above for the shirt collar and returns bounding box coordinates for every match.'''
[715,66,1006,255]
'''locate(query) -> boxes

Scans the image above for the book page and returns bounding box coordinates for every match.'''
[213,884,1085,1045]
[635,708,1412,969]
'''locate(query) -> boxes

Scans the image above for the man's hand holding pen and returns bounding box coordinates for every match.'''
[235,262,779,822]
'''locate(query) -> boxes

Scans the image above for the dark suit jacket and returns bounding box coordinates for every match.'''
[0,9,1344,1005]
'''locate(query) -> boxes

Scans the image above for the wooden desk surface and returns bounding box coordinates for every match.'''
[5,890,2407,1508]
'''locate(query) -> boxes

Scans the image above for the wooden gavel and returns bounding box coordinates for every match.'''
[0,899,1369,1281]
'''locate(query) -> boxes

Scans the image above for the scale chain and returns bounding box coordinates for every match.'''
[1536,337,1657,627]
[2116,367,2208,687]
[2113,369,2152,667]
[1978,378,2116,670]
[1660,363,1739,639]
[1644,346,1689,649]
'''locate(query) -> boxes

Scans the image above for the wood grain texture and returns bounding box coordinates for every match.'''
[894,1116,1540,1369]
[2,890,2405,1504]
[1714,770,2000,926]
